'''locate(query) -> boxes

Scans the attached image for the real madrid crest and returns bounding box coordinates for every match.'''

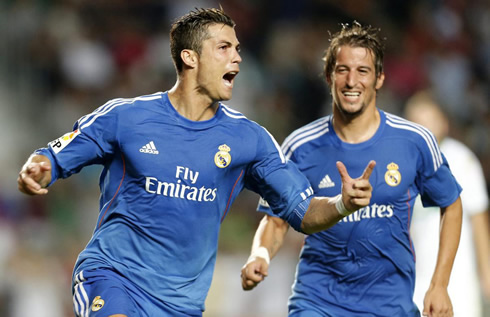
[384,162,401,187]
[91,296,105,312]
[214,144,231,168]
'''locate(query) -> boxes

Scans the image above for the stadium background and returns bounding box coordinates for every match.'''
[0,0,489,316]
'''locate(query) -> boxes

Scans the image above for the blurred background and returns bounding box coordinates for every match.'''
[0,0,489,316]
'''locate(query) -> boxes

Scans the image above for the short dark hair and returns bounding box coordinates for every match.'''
[323,21,385,81]
[170,7,235,73]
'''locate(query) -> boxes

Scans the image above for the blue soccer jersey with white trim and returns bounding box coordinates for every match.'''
[36,92,313,315]
[259,110,461,316]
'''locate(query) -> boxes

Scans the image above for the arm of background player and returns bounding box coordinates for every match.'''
[17,154,52,195]
[300,160,375,234]
[241,215,289,290]
[241,160,375,291]
[471,210,490,300]
[422,197,462,317]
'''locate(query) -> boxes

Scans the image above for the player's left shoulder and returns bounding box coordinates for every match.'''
[219,103,250,122]
[383,111,435,143]
[218,103,267,134]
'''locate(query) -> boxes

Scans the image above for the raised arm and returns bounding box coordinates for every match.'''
[241,215,289,290]
[422,197,462,317]
[17,154,52,195]
[300,160,375,234]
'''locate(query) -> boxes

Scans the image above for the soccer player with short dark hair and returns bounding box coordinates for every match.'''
[18,9,374,317]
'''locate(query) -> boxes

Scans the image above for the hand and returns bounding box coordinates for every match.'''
[422,286,453,317]
[337,160,375,212]
[241,257,269,291]
[17,160,52,195]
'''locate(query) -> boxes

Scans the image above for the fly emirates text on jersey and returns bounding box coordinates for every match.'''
[144,166,217,202]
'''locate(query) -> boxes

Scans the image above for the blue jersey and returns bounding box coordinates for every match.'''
[259,110,461,316]
[37,92,313,315]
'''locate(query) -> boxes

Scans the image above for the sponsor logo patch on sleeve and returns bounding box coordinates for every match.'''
[49,129,81,154]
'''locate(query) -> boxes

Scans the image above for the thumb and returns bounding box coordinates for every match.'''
[259,263,269,277]
[39,161,52,172]
[251,259,269,278]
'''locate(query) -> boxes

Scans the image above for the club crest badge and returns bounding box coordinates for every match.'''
[384,162,401,187]
[214,144,231,168]
[91,296,105,312]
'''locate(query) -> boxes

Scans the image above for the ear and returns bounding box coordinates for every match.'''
[181,49,198,69]
[375,72,385,90]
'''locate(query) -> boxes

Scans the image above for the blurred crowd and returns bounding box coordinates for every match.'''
[0,0,489,316]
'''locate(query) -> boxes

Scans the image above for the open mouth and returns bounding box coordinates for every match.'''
[223,71,238,87]
[343,91,361,97]
[343,91,361,101]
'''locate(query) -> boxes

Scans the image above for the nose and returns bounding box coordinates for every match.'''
[233,48,242,64]
[345,70,357,87]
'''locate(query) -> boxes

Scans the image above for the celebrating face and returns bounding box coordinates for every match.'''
[195,23,242,102]
[330,45,384,118]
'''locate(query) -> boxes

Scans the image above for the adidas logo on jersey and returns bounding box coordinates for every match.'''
[318,174,335,188]
[140,141,159,154]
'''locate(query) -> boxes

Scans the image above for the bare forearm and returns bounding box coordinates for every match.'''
[431,197,462,288]
[300,160,375,234]
[300,196,345,234]
[252,216,289,259]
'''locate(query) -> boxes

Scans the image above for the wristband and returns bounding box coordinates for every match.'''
[248,246,270,265]
[333,194,350,216]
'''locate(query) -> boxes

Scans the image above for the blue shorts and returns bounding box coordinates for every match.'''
[72,268,200,317]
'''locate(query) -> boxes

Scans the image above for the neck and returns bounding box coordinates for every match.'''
[168,79,218,121]
[332,106,380,144]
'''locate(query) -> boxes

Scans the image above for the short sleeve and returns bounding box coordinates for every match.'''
[419,153,462,208]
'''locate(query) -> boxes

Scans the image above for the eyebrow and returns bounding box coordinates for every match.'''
[219,40,233,46]
[336,64,373,70]
[218,40,241,50]
[219,40,238,46]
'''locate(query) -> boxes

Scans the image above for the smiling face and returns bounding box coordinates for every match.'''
[329,45,384,118]
[195,23,241,102]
